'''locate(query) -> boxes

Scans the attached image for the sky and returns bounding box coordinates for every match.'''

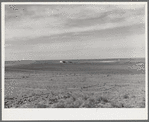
[5,3,146,61]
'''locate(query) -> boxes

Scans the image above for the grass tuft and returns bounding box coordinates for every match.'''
[123,94,129,99]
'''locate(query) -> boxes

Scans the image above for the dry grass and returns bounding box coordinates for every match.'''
[5,89,145,108]
[5,58,145,108]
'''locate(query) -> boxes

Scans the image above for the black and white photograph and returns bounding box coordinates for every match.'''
[2,2,148,120]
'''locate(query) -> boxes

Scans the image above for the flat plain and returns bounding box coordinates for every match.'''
[4,58,145,108]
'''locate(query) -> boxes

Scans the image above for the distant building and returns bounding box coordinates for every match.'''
[60,61,66,63]
[60,60,73,64]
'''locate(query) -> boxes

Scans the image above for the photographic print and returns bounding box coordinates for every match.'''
[2,1,148,120]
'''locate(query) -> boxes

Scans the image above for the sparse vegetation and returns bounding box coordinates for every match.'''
[5,58,145,108]
[5,90,145,108]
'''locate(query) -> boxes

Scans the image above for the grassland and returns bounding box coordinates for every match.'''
[5,58,145,108]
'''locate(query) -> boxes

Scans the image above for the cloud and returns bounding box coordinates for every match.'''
[5,33,145,60]
[5,4,145,40]
[6,23,145,47]
[5,4,146,60]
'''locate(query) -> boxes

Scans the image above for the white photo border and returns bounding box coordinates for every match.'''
[2,2,148,120]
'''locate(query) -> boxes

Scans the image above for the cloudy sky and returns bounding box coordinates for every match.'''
[5,3,146,61]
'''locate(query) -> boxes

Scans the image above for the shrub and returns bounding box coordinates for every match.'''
[54,99,66,108]
[101,97,108,103]
[111,102,124,108]
[36,104,49,108]
[73,97,84,108]
[123,94,129,99]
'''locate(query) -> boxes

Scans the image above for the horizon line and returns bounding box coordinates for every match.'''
[5,57,145,62]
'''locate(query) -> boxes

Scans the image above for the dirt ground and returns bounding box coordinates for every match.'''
[4,58,145,108]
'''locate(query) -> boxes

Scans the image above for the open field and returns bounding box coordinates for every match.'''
[5,58,145,108]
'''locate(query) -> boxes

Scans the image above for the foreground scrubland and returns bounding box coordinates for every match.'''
[5,58,145,108]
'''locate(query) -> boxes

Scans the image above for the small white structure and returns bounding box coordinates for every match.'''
[60,61,63,63]
[60,61,66,63]
[60,60,73,64]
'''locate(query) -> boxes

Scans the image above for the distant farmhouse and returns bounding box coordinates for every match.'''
[60,61,72,64]
[60,61,66,63]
